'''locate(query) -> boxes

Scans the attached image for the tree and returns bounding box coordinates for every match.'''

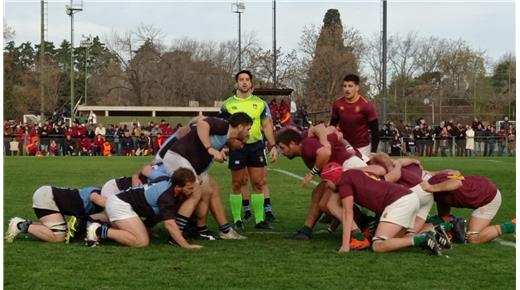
[304,9,360,112]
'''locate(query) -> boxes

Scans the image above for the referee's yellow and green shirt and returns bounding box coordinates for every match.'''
[221,94,271,144]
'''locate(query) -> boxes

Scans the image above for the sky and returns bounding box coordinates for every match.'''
[3,0,516,63]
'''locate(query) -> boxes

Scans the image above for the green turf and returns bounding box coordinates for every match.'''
[3,156,516,289]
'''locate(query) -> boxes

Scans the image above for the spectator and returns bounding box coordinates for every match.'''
[475,124,485,156]
[424,125,434,157]
[500,115,511,131]
[455,123,466,156]
[465,125,475,157]
[102,140,113,156]
[93,134,105,156]
[48,140,59,156]
[485,126,497,156]
[507,128,515,156]
[497,128,507,156]
[471,117,483,130]
[85,125,96,139]
[63,135,77,156]
[154,133,165,154]
[439,127,450,157]
[94,123,106,136]
[404,134,416,156]
[120,131,135,156]
[290,99,297,122]
[88,110,97,125]
[413,123,425,156]
[136,133,151,156]
[433,121,445,156]
[26,139,40,156]
[390,134,402,156]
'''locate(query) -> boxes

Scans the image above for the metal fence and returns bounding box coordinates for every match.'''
[378,135,515,157]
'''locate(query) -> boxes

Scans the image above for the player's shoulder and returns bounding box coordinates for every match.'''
[358,95,373,104]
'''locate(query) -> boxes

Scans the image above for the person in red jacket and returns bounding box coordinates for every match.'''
[79,137,92,156]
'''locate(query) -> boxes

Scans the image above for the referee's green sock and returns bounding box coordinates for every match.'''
[230,194,243,223]
[251,193,265,224]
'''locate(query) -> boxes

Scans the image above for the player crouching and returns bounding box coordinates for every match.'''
[85,168,202,249]
[5,186,104,243]
[321,162,443,255]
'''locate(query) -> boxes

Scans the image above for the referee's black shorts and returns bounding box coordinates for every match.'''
[228,141,267,170]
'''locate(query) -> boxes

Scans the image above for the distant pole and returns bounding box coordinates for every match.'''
[40,0,45,122]
[382,0,388,124]
[232,1,245,71]
[272,0,277,88]
[66,0,82,120]
[81,36,92,105]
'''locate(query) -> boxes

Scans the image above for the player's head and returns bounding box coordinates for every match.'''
[228,112,253,150]
[235,70,253,94]
[320,162,343,184]
[275,128,302,159]
[171,168,197,195]
[342,74,360,100]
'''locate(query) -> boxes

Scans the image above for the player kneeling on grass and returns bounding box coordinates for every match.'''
[85,168,202,249]
[5,186,104,243]
[423,173,515,244]
[321,162,444,255]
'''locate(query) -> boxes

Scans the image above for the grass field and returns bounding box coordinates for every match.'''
[3,156,516,289]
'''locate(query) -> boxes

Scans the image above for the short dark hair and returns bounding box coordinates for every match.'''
[235,70,253,82]
[276,128,302,146]
[171,168,196,186]
[343,74,360,85]
[228,112,253,127]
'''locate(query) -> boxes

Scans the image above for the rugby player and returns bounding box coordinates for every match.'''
[220,70,279,230]
[423,173,515,244]
[5,186,104,243]
[330,74,379,156]
[85,168,202,249]
[275,126,380,247]
[322,163,443,255]
[154,113,252,239]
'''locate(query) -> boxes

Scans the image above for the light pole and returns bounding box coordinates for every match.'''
[231,0,245,71]
[424,98,434,125]
[272,0,276,88]
[66,0,82,120]
[80,35,92,105]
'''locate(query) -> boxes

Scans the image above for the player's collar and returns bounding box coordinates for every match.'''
[343,94,360,103]
[233,93,253,101]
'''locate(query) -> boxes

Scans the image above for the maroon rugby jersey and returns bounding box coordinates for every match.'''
[330,95,377,148]
[428,173,497,209]
[336,169,412,215]
[396,163,423,188]
[300,132,358,170]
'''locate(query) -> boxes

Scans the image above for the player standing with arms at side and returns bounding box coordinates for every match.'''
[330,74,379,156]
[220,70,279,230]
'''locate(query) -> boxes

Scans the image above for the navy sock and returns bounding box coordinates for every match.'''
[17,220,32,233]
[196,225,209,235]
[219,223,231,234]
[175,214,189,232]
[100,223,111,240]
[242,199,251,212]
[264,198,272,213]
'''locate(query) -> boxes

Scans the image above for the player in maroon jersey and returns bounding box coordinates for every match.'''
[330,74,379,156]
[321,164,442,255]
[423,173,515,244]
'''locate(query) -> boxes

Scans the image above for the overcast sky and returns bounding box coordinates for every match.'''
[3,0,516,63]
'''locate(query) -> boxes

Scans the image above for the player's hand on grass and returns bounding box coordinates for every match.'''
[269,146,279,162]
[338,245,350,253]
[302,172,314,188]
[185,244,203,250]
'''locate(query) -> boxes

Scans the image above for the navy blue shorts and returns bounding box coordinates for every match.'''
[228,141,267,170]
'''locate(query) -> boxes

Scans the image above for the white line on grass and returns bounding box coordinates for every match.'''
[270,167,516,249]
[269,168,320,186]
[495,238,516,248]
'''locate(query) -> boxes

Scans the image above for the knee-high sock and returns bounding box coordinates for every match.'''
[251,193,265,224]
[230,194,243,223]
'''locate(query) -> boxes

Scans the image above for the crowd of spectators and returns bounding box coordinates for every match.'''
[4,108,515,158]
[379,116,516,157]
[4,111,182,157]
